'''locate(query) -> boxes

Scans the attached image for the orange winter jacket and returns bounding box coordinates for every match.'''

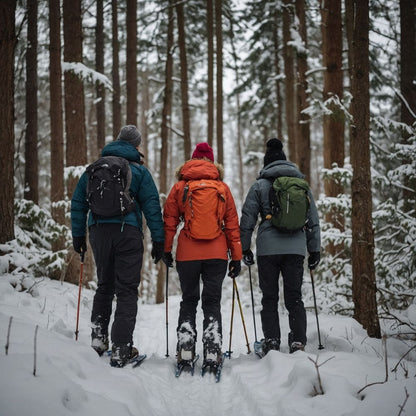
[163,159,242,262]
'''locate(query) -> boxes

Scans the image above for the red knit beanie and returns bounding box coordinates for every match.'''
[191,142,214,162]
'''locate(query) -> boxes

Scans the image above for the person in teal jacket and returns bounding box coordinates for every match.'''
[71,125,164,367]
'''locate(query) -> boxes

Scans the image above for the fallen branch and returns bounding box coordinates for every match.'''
[33,325,39,376]
[5,316,13,355]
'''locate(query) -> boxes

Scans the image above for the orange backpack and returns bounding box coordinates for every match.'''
[181,179,226,240]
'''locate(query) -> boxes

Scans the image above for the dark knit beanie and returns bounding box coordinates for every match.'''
[263,138,286,166]
[117,125,142,147]
[191,142,214,162]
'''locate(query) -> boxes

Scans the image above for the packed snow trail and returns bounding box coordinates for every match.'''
[0,276,415,416]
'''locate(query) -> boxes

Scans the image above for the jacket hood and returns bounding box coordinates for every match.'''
[258,160,304,180]
[101,140,142,163]
[175,159,224,181]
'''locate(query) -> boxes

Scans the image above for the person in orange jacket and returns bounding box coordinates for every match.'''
[163,142,242,367]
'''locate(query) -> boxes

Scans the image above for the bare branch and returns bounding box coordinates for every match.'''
[397,387,409,416]
[5,316,13,355]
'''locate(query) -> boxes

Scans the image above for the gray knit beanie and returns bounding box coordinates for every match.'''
[117,125,142,147]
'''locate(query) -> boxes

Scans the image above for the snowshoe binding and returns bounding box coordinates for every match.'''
[255,338,280,358]
[175,349,199,377]
[110,344,144,368]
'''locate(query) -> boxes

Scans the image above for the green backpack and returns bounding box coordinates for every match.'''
[268,176,310,232]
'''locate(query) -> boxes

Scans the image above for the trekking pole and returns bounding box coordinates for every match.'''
[226,281,236,359]
[248,266,258,343]
[165,265,169,357]
[75,250,85,341]
[310,269,324,350]
[233,279,251,354]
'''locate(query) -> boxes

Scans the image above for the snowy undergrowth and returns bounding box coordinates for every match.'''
[0,275,415,416]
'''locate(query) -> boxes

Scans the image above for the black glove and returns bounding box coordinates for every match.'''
[228,260,241,278]
[163,252,173,268]
[308,252,321,270]
[242,249,255,266]
[73,236,87,254]
[151,241,165,264]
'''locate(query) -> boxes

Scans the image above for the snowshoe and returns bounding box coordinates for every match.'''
[255,338,280,358]
[110,344,139,368]
[289,341,305,353]
[201,353,225,382]
[288,332,305,353]
[175,354,200,377]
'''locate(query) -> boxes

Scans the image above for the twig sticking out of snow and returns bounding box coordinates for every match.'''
[357,335,388,395]
[397,387,409,416]
[5,316,13,355]
[33,325,39,376]
[392,344,416,375]
[308,355,335,395]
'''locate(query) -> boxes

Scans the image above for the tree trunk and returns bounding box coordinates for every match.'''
[215,0,223,165]
[321,0,344,195]
[156,0,175,304]
[140,70,150,158]
[126,0,137,125]
[229,17,244,202]
[49,0,65,230]
[24,0,38,203]
[273,11,283,142]
[400,0,416,214]
[63,0,89,285]
[176,1,191,160]
[347,0,381,338]
[112,0,121,138]
[63,0,87,190]
[207,0,214,147]
[282,0,297,163]
[295,0,311,182]
[0,0,16,244]
[95,0,106,155]
[321,0,345,256]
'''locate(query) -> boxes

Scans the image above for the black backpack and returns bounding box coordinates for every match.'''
[86,156,136,218]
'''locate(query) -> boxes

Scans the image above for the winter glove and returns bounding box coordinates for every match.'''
[163,252,174,268]
[308,251,321,270]
[73,236,87,254]
[242,249,255,266]
[151,241,165,264]
[228,260,241,279]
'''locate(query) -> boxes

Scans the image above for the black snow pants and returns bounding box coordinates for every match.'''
[89,223,143,346]
[176,259,227,351]
[257,254,306,345]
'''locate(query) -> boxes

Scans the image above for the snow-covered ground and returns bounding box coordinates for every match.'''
[0,274,415,416]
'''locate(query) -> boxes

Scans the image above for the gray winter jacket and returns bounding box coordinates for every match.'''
[240,160,321,257]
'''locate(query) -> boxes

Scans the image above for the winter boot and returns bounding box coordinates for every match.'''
[288,332,305,353]
[177,342,195,363]
[91,326,109,356]
[289,342,305,353]
[177,321,197,364]
[203,344,222,367]
[202,318,222,366]
[92,335,109,356]
[261,337,280,355]
[110,343,139,367]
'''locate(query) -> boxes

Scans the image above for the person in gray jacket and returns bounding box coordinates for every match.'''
[240,138,321,355]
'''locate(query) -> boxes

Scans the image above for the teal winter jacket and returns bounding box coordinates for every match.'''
[240,160,320,257]
[71,140,164,243]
